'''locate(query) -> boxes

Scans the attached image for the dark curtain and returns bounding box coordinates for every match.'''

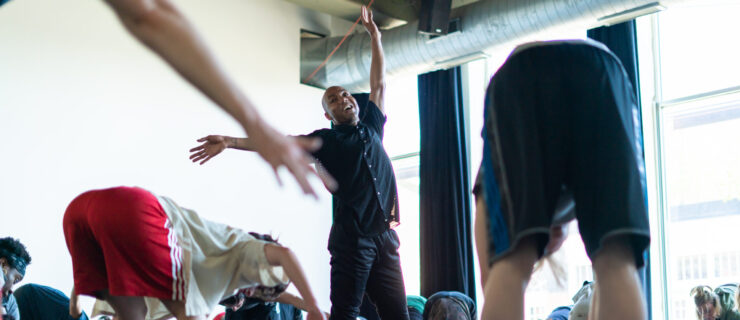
[588,20,651,318]
[418,67,476,300]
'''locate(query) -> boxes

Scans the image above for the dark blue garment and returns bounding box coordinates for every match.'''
[0,0,11,7]
[13,284,89,320]
[2,294,19,320]
[224,299,301,320]
[423,291,476,320]
[546,306,572,320]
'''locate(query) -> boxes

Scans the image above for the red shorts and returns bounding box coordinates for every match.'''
[63,186,184,300]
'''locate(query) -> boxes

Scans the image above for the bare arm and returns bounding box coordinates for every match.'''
[361,6,386,113]
[189,135,320,164]
[276,292,331,319]
[69,287,84,318]
[104,0,326,197]
[263,244,325,320]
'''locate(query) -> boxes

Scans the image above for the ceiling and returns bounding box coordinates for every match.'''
[285,0,480,29]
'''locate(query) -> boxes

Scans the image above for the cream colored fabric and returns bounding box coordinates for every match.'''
[91,192,289,318]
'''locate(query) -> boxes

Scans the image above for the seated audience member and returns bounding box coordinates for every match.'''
[222,296,301,320]
[422,291,475,320]
[407,295,426,320]
[64,186,324,320]
[540,281,593,320]
[1,237,32,320]
[691,284,740,320]
[546,306,571,320]
[13,283,89,320]
[569,281,593,320]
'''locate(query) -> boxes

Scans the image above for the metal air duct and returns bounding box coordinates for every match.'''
[301,0,677,91]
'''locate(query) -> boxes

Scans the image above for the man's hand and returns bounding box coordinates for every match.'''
[544,224,568,256]
[248,122,336,198]
[189,135,229,165]
[305,306,327,320]
[361,6,379,37]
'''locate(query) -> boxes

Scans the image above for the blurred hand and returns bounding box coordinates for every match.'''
[305,307,326,320]
[544,224,568,256]
[360,6,379,36]
[248,122,336,198]
[189,135,228,165]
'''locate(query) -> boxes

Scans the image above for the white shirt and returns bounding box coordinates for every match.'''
[92,193,290,319]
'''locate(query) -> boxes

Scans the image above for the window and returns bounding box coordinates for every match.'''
[383,74,421,296]
[637,2,740,319]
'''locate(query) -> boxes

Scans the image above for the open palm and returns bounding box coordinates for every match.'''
[189,135,228,165]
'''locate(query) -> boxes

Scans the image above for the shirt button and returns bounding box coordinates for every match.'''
[369,164,372,168]
[373,177,377,181]
[377,192,381,196]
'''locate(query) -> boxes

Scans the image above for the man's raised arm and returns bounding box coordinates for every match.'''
[361,6,386,113]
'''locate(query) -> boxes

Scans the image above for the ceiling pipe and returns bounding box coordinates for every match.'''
[300,0,678,91]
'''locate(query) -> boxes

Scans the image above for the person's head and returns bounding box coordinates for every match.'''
[230,233,289,302]
[322,86,360,126]
[0,237,31,297]
[691,286,721,320]
[423,292,475,320]
[737,284,740,317]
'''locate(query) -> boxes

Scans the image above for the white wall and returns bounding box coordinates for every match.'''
[0,0,351,314]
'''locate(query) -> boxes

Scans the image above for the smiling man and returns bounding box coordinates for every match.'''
[188,6,408,320]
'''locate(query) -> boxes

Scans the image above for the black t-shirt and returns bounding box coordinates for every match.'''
[13,284,89,320]
[302,101,399,237]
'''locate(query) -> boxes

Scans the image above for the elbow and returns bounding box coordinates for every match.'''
[266,243,294,266]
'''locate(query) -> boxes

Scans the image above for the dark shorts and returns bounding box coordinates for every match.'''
[476,40,650,267]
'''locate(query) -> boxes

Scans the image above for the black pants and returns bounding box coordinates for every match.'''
[328,227,409,320]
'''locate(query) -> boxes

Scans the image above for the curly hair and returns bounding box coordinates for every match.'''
[0,237,31,275]
[690,285,721,319]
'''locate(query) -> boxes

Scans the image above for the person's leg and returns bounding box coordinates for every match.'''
[474,197,490,288]
[590,236,646,320]
[160,299,206,320]
[99,290,147,320]
[329,242,375,320]
[565,44,650,320]
[481,236,539,320]
[364,230,409,320]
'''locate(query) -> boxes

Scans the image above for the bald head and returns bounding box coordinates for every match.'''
[322,86,360,125]
[322,86,344,112]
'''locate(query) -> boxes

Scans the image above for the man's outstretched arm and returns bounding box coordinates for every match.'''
[189,135,319,164]
[104,0,327,197]
[361,6,386,113]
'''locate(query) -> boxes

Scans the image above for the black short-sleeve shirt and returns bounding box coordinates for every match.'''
[302,101,399,237]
